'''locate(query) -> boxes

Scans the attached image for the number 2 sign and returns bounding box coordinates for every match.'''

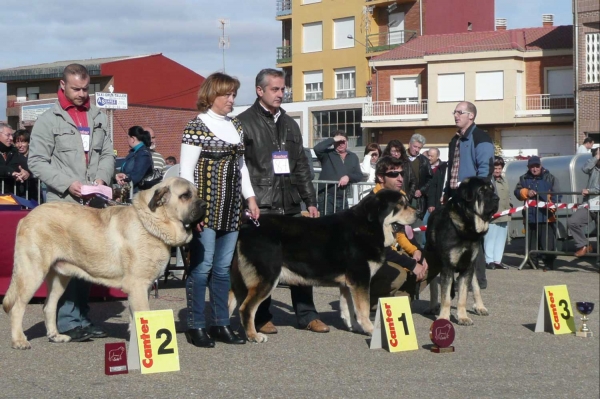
[129,310,180,374]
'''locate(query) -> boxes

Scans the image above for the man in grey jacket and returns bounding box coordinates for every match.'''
[29,64,114,342]
[568,148,599,257]
[314,131,363,215]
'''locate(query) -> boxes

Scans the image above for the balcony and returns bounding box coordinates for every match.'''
[515,94,574,117]
[276,46,292,64]
[366,30,416,53]
[276,0,292,17]
[362,100,428,122]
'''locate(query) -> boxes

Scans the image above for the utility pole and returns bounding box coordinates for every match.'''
[218,19,230,73]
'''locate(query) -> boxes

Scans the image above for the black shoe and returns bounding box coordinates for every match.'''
[61,326,93,342]
[494,262,509,270]
[83,324,107,338]
[209,325,245,345]
[184,328,215,348]
[486,262,496,270]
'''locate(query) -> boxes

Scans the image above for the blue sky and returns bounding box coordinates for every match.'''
[0,0,574,121]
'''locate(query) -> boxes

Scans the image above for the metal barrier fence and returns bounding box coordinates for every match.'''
[518,191,599,270]
[312,180,375,215]
[0,177,44,206]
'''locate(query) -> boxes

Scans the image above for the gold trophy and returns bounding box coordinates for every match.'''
[575,302,594,338]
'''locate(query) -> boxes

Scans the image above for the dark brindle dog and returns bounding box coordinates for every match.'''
[423,177,499,325]
[229,189,417,343]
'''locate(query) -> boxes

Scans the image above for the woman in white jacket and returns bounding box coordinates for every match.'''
[361,143,382,183]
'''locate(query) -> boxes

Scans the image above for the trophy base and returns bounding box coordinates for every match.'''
[576,331,593,338]
[431,345,455,353]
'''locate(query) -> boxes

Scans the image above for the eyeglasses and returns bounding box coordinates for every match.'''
[384,171,403,178]
[452,110,471,116]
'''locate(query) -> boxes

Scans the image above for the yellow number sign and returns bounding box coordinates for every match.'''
[134,310,180,374]
[370,296,418,352]
[535,285,576,335]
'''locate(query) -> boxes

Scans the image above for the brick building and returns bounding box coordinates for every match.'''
[0,54,204,159]
[362,16,576,157]
[574,0,600,146]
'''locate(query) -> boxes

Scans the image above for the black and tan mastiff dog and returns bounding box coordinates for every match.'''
[3,177,206,349]
[229,189,417,343]
[424,177,499,326]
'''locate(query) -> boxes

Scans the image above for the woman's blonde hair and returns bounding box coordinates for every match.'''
[196,72,241,113]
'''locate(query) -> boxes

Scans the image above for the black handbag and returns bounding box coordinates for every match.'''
[138,168,163,190]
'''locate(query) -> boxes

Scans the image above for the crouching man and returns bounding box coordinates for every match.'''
[367,156,428,309]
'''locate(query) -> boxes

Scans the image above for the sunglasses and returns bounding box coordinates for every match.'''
[384,171,403,178]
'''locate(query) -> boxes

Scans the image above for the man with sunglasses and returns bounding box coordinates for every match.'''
[368,156,428,308]
[514,156,558,271]
[314,130,363,215]
[444,101,495,288]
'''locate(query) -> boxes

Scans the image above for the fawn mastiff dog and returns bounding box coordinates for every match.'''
[3,177,206,349]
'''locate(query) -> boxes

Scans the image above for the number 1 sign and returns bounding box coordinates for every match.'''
[128,309,180,374]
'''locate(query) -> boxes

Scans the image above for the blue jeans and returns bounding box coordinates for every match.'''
[186,228,238,329]
[57,278,92,333]
[318,189,348,216]
[420,210,431,247]
[483,222,508,264]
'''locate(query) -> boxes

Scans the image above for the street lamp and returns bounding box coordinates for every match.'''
[347,34,367,48]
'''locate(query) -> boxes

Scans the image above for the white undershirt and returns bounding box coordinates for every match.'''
[179,109,255,199]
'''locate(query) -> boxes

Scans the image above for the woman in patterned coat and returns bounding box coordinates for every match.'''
[179,73,260,348]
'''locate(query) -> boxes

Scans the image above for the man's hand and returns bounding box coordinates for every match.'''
[414,189,422,198]
[12,166,30,182]
[68,181,83,197]
[582,188,589,196]
[528,189,537,198]
[307,206,318,218]
[428,206,435,213]
[338,175,349,187]
[413,262,428,281]
[115,173,128,186]
[333,134,346,143]
[412,250,422,262]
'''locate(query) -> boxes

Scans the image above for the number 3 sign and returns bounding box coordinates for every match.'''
[128,310,180,374]
[535,285,576,335]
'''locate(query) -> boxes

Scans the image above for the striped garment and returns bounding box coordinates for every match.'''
[151,151,166,174]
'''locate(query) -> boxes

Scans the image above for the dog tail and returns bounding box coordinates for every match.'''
[2,278,17,314]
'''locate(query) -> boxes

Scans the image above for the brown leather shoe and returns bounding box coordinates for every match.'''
[305,319,330,333]
[575,246,588,257]
[257,321,278,334]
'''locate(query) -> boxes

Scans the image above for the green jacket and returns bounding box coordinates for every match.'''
[492,176,511,224]
[29,101,114,203]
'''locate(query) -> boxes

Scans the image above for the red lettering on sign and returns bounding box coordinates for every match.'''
[385,303,398,347]
[548,292,560,330]
[140,318,154,368]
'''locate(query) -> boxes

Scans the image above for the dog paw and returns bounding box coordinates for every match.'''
[473,306,489,316]
[247,333,268,343]
[48,333,71,343]
[457,317,474,326]
[11,339,31,350]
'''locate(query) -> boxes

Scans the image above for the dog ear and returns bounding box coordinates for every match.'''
[148,186,170,212]
[458,180,476,203]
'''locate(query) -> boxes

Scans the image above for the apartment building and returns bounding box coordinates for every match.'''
[0,54,204,158]
[574,0,600,146]
[274,0,493,147]
[362,16,576,157]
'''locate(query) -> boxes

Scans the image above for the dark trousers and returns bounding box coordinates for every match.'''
[528,222,557,266]
[255,285,319,328]
[254,210,320,328]
[475,241,487,286]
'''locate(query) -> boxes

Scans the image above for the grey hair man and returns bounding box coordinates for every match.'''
[406,133,432,221]
[237,68,327,335]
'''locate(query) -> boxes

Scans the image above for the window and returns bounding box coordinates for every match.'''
[89,83,101,95]
[476,71,503,100]
[304,71,323,100]
[312,109,362,143]
[335,68,355,98]
[302,22,322,53]
[586,33,599,84]
[438,73,464,102]
[393,77,418,103]
[16,87,26,102]
[333,17,354,49]
[547,69,573,95]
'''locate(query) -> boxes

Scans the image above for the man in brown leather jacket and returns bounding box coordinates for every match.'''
[237,68,329,334]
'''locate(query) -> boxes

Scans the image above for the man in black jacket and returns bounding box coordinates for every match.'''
[0,123,31,196]
[237,69,329,334]
[406,133,432,220]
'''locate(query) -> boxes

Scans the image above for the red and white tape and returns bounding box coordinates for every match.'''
[412,200,590,233]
